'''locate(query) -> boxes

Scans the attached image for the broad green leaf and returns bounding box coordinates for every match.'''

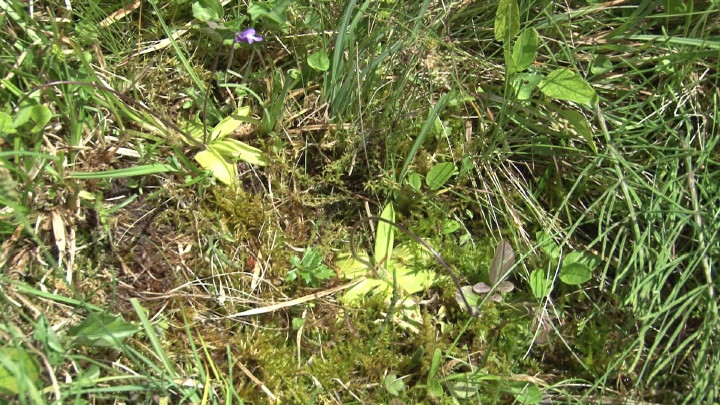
[563,250,602,271]
[530,269,552,298]
[0,112,16,134]
[449,381,479,399]
[182,120,205,143]
[559,262,592,285]
[511,28,539,73]
[408,172,423,191]
[512,73,543,100]
[192,0,224,21]
[0,347,40,395]
[68,163,178,179]
[428,378,444,397]
[211,106,252,140]
[494,0,520,42]
[591,55,613,74]
[195,148,237,185]
[210,138,269,166]
[384,374,405,396]
[426,162,457,190]
[510,382,542,404]
[539,69,597,106]
[336,252,371,278]
[307,50,330,71]
[664,0,686,14]
[391,252,435,295]
[341,278,390,305]
[339,244,436,304]
[456,285,481,310]
[374,203,396,266]
[68,312,139,349]
[248,0,294,33]
[291,317,306,330]
[559,109,595,153]
[441,219,461,234]
[13,105,52,132]
[536,231,560,259]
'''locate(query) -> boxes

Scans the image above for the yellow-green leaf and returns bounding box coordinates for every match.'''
[0,347,41,395]
[211,138,268,166]
[494,0,520,42]
[341,278,390,305]
[182,120,205,143]
[374,203,396,266]
[195,148,237,185]
[539,69,597,106]
[559,262,592,285]
[559,109,596,153]
[210,105,252,141]
[336,252,372,279]
[511,28,539,73]
[426,162,457,190]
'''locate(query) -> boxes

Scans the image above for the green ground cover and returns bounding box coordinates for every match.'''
[1,0,718,403]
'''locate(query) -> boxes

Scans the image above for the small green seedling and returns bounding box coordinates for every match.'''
[534,231,600,288]
[456,240,516,312]
[286,247,335,287]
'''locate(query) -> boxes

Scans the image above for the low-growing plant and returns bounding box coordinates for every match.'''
[285,246,335,287]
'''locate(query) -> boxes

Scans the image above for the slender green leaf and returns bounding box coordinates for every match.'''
[494,0,520,42]
[131,299,177,376]
[374,203,396,266]
[68,163,178,179]
[427,348,444,397]
[426,162,457,190]
[399,94,449,181]
[68,312,139,349]
[559,109,595,152]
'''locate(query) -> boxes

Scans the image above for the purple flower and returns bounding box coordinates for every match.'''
[235,28,263,44]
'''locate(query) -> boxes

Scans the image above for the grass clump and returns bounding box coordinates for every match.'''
[1,0,718,403]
